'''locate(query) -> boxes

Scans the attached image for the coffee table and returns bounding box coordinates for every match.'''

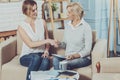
[31,70,80,80]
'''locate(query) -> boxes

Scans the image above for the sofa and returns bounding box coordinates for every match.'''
[0,29,107,80]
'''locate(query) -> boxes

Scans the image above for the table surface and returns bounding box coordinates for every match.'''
[31,70,80,80]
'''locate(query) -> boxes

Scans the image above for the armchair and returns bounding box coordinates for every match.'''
[91,31,120,80]
[0,29,107,80]
[92,56,120,80]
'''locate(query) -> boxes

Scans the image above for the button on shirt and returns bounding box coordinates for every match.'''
[64,19,92,58]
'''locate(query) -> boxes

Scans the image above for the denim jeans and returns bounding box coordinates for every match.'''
[53,57,91,70]
[20,52,50,80]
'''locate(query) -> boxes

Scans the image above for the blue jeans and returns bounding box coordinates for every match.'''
[53,57,91,70]
[20,52,50,80]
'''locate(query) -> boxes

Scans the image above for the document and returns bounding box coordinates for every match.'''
[31,71,52,80]
[52,54,66,59]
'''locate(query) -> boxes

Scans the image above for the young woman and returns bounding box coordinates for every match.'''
[18,0,57,80]
[53,2,92,70]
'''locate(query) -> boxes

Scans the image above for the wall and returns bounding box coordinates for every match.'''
[0,1,43,32]
[0,2,23,32]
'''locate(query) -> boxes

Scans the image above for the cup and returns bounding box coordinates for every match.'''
[59,60,68,70]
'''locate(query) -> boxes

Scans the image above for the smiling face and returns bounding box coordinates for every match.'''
[28,4,38,20]
[22,0,38,20]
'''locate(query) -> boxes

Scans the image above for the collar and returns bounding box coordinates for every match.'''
[68,18,84,30]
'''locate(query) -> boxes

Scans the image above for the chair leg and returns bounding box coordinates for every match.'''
[96,62,100,73]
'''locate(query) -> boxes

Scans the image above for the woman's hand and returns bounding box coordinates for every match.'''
[66,55,74,60]
[42,50,49,58]
[66,53,81,60]
[54,39,60,48]
[47,39,58,47]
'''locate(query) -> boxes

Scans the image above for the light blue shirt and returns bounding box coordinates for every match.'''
[62,19,92,58]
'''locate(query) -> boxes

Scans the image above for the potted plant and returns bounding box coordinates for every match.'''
[51,3,58,18]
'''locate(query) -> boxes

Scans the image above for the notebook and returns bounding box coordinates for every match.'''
[52,54,66,59]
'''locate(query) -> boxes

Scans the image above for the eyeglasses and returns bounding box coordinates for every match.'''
[31,8,37,12]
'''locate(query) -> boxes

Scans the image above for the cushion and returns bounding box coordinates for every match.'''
[17,31,23,55]
[2,56,27,80]
[92,73,120,80]
[53,29,64,41]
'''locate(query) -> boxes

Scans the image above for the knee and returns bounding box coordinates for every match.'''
[42,58,50,64]
[32,55,41,63]
[53,57,60,65]
[53,57,58,62]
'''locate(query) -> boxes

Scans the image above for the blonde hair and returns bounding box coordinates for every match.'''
[67,2,84,19]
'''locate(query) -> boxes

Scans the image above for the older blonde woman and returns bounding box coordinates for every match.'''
[53,2,92,70]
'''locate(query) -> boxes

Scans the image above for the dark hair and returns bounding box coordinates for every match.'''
[22,0,37,16]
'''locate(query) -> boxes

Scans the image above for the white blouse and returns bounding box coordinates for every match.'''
[19,19,45,57]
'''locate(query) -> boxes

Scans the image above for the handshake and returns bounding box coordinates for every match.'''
[47,39,60,47]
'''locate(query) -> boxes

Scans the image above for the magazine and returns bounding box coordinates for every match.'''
[58,71,77,76]
[57,71,77,80]
[52,54,66,59]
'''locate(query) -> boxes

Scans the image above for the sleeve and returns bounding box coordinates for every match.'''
[59,26,67,49]
[79,24,92,57]
[19,22,27,31]
[59,42,66,49]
